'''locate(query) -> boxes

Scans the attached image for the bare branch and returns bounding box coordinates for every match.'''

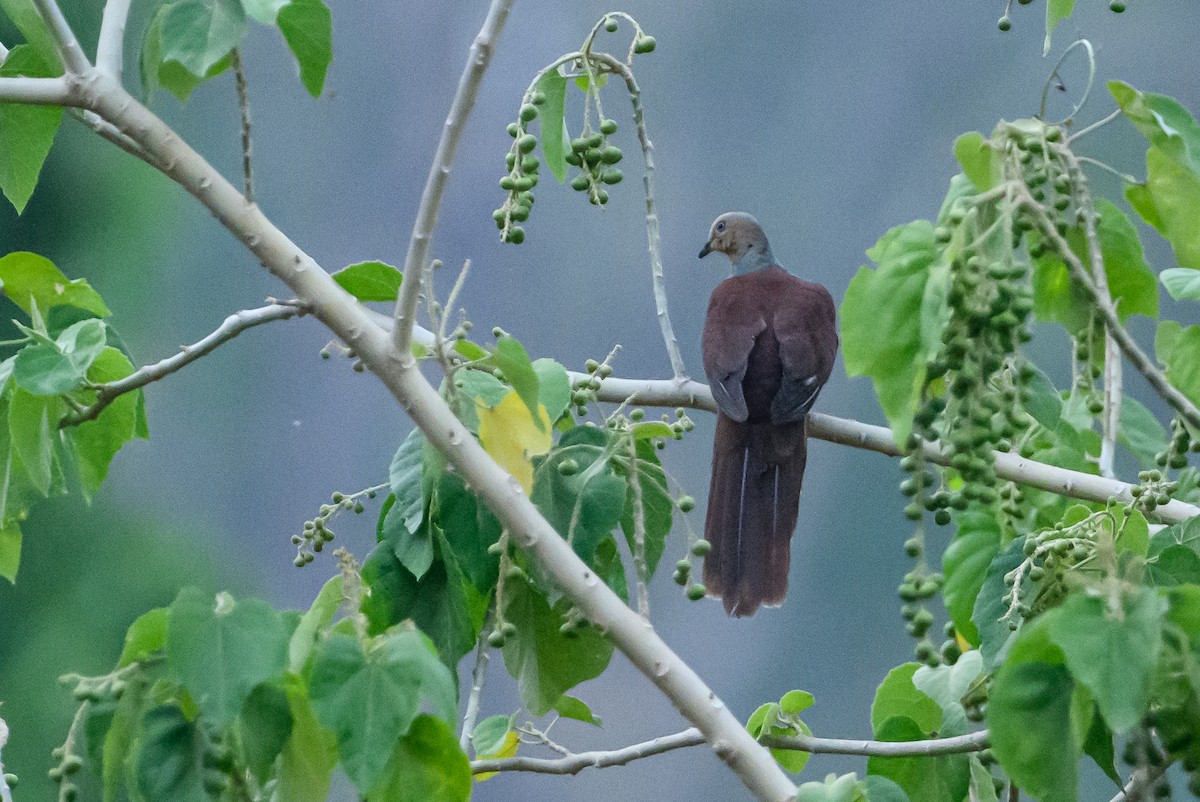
[1017,188,1200,433]
[627,436,651,619]
[592,53,687,381]
[230,48,255,204]
[459,603,493,752]
[577,374,1200,525]
[61,302,304,427]
[471,726,989,775]
[29,0,90,74]
[70,109,163,168]
[392,0,514,356]
[0,75,73,105]
[96,0,133,79]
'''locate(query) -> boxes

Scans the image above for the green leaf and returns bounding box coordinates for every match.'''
[554,694,602,726]
[531,425,624,564]
[1022,362,1063,431]
[0,47,63,213]
[1119,396,1169,469]
[842,221,945,442]
[942,511,1001,646]
[537,69,569,183]
[967,755,999,802]
[57,318,108,373]
[492,335,542,427]
[1162,268,1200,302]
[167,587,290,727]
[434,470,501,593]
[866,716,969,802]
[119,607,169,667]
[288,575,344,672]
[972,537,1029,669]
[912,650,983,737]
[472,715,514,755]
[1044,0,1077,55]
[243,0,290,24]
[1109,82,1200,173]
[780,689,815,716]
[1156,323,1200,407]
[619,438,672,576]
[0,522,19,583]
[9,388,59,495]
[384,427,433,578]
[455,369,508,412]
[532,358,571,423]
[1129,148,1200,270]
[1150,517,1200,559]
[13,342,82,395]
[140,5,233,102]
[987,661,1078,802]
[1047,589,1162,732]
[1032,200,1158,334]
[238,682,293,781]
[1082,706,1123,786]
[1116,507,1150,558]
[133,705,214,802]
[953,133,1000,191]
[276,674,337,802]
[103,676,149,802]
[861,775,910,802]
[870,663,941,736]
[501,574,612,716]
[795,772,862,802]
[160,0,246,76]
[67,347,139,498]
[332,261,402,302]
[277,0,333,97]
[309,628,455,792]
[360,541,482,667]
[746,700,812,774]
[369,715,471,802]
[0,251,110,317]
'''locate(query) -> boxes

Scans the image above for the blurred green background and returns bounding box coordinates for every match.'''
[2,1,1198,799]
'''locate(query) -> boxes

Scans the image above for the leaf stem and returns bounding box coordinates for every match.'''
[460,602,493,752]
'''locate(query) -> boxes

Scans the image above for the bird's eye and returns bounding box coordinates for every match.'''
[716,222,726,232]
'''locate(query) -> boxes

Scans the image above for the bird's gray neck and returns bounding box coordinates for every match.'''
[731,245,776,276]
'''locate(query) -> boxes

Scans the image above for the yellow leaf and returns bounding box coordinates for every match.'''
[473,730,519,782]
[956,631,972,653]
[477,390,551,494]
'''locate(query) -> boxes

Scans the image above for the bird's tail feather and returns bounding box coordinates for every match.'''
[703,415,807,617]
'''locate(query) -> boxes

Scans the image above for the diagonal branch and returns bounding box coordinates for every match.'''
[392,0,514,357]
[577,374,1200,525]
[1017,188,1200,433]
[60,302,304,427]
[470,726,989,775]
[96,0,133,80]
[29,0,90,74]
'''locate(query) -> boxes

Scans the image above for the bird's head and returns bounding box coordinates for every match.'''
[699,212,773,271]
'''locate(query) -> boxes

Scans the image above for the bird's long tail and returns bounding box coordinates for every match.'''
[702,415,807,617]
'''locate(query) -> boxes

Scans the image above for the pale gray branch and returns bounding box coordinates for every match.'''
[96,0,133,79]
[578,374,1200,525]
[392,0,514,356]
[61,302,303,427]
[460,604,493,752]
[0,75,73,105]
[29,0,90,74]
[71,109,162,168]
[470,726,989,775]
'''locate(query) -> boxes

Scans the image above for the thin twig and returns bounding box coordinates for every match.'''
[60,302,304,427]
[1017,188,1200,433]
[1108,761,1172,802]
[29,0,90,74]
[392,0,515,356]
[1040,39,1095,126]
[70,109,163,169]
[460,602,493,752]
[471,727,989,776]
[627,436,651,620]
[230,48,254,204]
[96,0,133,80]
[1069,109,1123,143]
[592,53,686,381]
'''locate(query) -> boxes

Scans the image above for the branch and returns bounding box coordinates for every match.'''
[459,603,493,752]
[592,53,686,381]
[1108,761,1172,802]
[0,75,73,105]
[230,48,254,204]
[96,0,133,80]
[391,0,514,356]
[29,0,90,74]
[470,726,989,775]
[70,109,163,168]
[1017,188,1200,433]
[60,302,303,427]
[578,374,1200,525]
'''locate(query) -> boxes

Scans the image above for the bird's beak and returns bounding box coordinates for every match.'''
[699,241,713,259]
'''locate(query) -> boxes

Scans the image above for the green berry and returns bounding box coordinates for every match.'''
[601,169,623,185]
[506,122,520,137]
[633,34,656,53]
[678,495,696,512]
[517,134,537,153]
[520,104,538,122]
[691,539,712,556]
[600,118,618,135]
[571,174,590,192]
[506,226,525,244]
[487,630,506,648]
[604,17,619,32]
[600,146,624,164]
[998,15,1012,31]
[686,583,706,601]
[558,458,579,476]
[1109,0,1125,11]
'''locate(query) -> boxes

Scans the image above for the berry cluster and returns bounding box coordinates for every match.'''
[291,486,379,567]
[492,108,545,244]
[566,125,624,206]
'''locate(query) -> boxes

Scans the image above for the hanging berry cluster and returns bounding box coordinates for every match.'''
[997,0,1127,33]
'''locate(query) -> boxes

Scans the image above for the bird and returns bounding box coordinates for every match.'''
[698,212,839,616]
